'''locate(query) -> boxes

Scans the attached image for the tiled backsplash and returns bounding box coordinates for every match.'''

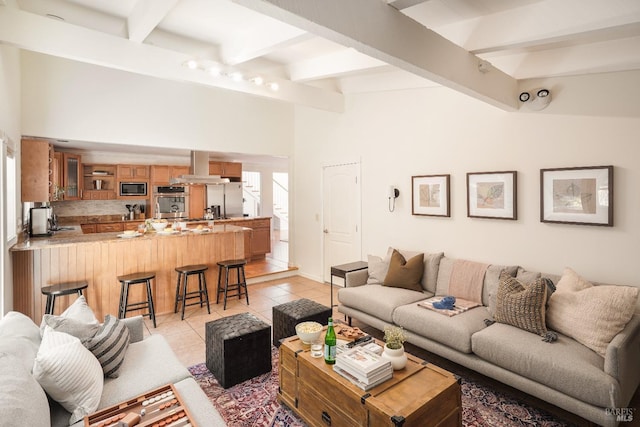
[51,200,148,219]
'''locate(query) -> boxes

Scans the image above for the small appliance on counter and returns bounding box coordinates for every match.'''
[29,207,53,237]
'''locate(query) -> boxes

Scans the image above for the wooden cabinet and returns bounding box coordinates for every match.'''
[123,221,144,231]
[209,161,242,179]
[150,165,190,185]
[82,164,117,200]
[21,139,52,202]
[117,164,149,180]
[51,151,63,201]
[96,223,124,233]
[224,218,271,259]
[80,224,96,234]
[189,184,206,219]
[62,153,81,200]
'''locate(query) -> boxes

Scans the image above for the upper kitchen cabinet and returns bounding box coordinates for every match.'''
[117,165,149,180]
[62,153,82,200]
[209,161,242,180]
[21,139,52,202]
[82,164,116,200]
[150,165,190,185]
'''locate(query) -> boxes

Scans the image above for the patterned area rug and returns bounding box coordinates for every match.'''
[189,347,574,427]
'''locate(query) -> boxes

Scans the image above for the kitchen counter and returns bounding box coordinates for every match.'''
[10,225,248,323]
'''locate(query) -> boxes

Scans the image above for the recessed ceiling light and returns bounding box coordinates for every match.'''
[230,72,243,82]
[252,76,264,86]
[184,60,198,70]
[268,82,279,91]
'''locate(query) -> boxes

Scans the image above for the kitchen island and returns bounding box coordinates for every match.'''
[10,225,248,323]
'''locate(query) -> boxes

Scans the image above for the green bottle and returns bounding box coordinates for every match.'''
[324,317,337,364]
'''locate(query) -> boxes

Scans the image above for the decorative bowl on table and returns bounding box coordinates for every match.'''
[151,221,168,232]
[122,230,137,236]
[295,321,323,344]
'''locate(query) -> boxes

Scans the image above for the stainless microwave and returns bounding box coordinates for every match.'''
[120,182,148,196]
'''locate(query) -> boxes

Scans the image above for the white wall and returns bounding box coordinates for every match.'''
[293,71,640,290]
[21,52,294,157]
[0,42,22,316]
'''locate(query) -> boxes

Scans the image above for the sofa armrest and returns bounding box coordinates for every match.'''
[605,314,640,405]
[120,315,145,343]
[345,269,369,287]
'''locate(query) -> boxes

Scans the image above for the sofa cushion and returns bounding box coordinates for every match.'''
[82,315,130,378]
[393,302,490,353]
[60,295,100,326]
[41,314,100,341]
[338,284,428,323]
[494,273,549,337]
[33,326,104,425]
[546,267,639,357]
[0,352,50,427]
[383,250,424,291]
[472,322,616,408]
[99,334,192,409]
[0,311,42,372]
[367,247,393,284]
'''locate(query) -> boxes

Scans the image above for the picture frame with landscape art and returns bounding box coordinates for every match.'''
[467,171,517,220]
[540,165,613,226]
[411,174,450,217]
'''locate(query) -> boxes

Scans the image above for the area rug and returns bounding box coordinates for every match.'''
[189,347,574,427]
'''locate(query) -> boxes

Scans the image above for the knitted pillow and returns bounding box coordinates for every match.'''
[383,250,424,292]
[494,273,550,338]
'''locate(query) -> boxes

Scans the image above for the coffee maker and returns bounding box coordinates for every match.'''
[29,207,53,236]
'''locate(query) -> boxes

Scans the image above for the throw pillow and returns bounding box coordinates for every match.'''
[60,295,100,326]
[383,250,424,292]
[33,326,103,425]
[494,273,549,337]
[83,315,131,378]
[40,314,100,341]
[546,267,639,357]
[0,352,50,427]
[0,311,42,372]
[367,247,393,284]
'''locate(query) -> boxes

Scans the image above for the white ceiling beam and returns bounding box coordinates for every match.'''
[288,48,387,82]
[387,0,431,11]
[234,0,519,111]
[127,0,179,43]
[222,31,310,65]
[0,6,344,112]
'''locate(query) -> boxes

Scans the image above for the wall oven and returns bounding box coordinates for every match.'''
[154,186,189,219]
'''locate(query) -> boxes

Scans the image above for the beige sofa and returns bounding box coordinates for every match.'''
[0,311,225,427]
[338,249,640,427]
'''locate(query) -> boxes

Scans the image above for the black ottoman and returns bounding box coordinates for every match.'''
[205,312,271,388]
[272,298,332,347]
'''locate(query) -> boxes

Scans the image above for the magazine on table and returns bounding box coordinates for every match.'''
[334,359,393,384]
[333,365,393,391]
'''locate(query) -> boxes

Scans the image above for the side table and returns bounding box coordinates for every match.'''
[330,261,368,310]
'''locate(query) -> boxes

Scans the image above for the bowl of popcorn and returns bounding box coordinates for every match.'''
[295,321,323,344]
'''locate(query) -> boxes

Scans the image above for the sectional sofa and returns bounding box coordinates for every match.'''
[338,248,640,427]
[0,308,225,427]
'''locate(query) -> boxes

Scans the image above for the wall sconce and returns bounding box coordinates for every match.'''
[519,88,552,111]
[388,186,400,212]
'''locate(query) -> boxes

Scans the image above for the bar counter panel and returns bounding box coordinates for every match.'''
[11,226,247,322]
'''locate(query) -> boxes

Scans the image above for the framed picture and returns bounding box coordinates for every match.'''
[540,165,613,226]
[411,174,450,217]
[467,171,517,220]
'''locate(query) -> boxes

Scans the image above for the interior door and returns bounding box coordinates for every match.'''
[322,162,362,283]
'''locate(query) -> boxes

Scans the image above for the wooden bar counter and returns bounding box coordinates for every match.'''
[10,225,248,322]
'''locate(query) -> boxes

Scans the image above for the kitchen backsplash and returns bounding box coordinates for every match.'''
[51,200,148,218]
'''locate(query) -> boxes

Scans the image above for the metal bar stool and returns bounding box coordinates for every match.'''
[41,281,88,315]
[216,259,249,310]
[174,264,211,320]
[117,272,156,328]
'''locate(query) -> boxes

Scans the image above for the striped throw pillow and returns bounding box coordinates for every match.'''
[82,315,130,378]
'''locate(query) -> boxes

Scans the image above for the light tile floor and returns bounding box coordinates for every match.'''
[142,275,339,367]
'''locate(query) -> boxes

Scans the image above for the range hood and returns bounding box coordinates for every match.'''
[169,151,230,185]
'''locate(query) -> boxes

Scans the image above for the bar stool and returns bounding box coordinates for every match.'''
[174,264,211,320]
[41,281,88,315]
[216,259,249,310]
[116,272,156,328]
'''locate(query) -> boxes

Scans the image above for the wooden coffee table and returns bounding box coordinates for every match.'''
[279,330,462,427]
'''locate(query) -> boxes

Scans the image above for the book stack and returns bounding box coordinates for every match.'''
[333,347,393,391]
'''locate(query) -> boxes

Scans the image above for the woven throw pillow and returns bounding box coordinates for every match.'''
[383,250,424,292]
[546,267,639,356]
[83,315,130,378]
[33,326,103,425]
[494,273,549,337]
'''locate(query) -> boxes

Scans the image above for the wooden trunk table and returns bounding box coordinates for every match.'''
[279,332,462,427]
